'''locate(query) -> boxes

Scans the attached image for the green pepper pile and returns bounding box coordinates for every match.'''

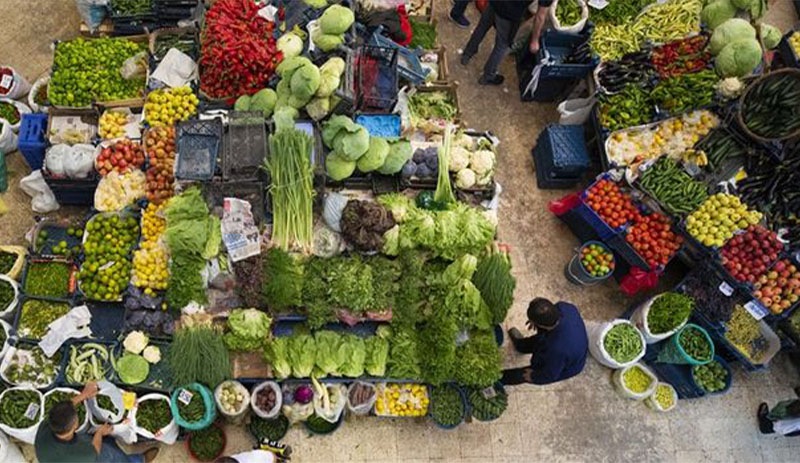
[135,398,171,434]
[638,158,709,216]
[650,70,717,116]
[177,390,206,424]
[0,102,20,125]
[679,326,712,362]
[45,390,87,425]
[0,251,17,274]
[599,85,653,131]
[0,389,41,429]
[693,360,728,392]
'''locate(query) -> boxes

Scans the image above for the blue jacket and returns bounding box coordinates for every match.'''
[528,302,588,384]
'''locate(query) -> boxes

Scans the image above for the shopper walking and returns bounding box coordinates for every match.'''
[449,0,473,28]
[502,298,588,385]
[757,387,800,437]
[461,0,553,85]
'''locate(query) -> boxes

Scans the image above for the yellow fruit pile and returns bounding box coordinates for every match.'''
[132,203,169,294]
[144,86,199,127]
[790,32,800,57]
[374,383,428,417]
[686,193,762,248]
[99,111,128,139]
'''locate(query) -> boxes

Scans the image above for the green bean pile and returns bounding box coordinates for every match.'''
[603,323,643,363]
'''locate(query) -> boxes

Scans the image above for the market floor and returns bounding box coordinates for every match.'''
[2,1,800,462]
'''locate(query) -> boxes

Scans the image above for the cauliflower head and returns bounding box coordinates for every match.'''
[470,150,495,176]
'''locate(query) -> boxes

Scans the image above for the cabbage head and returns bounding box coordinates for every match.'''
[234,95,251,111]
[313,33,344,52]
[319,4,355,35]
[250,88,277,118]
[731,0,753,9]
[316,64,342,98]
[326,151,356,181]
[288,94,312,109]
[716,39,762,77]
[377,140,413,175]
[701,0,736,30]
[357,137,390,172]
[761,24,781,49]
[710,18,756,55]
[277,56,314,80]
[290,64,321,101]
[277,32,304,58]
[323,116,370,161]
[320,57,346,77]
[306,97,331,121]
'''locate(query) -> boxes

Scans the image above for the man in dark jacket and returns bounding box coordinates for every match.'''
[502,298,588,385]
[461,0,553,85]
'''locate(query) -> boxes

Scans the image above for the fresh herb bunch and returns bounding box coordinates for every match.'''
[249,415,289,442]
[167,325,231,388]
[387,330,422,380]
[647,292,694,334]
[428,384,465,427]
[472,248,515,325]
[24,261,72,298]
[454,331,502,387]
[409,19,437,49]
[262,248,304,311]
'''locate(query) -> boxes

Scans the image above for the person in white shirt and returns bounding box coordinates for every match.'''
[215,450,276,463]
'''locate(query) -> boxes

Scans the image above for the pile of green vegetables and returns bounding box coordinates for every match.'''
[599,85,654,131]
[556,0,583,26]
[638,157,709,216]
[693,128,747,171]
[323,116,413,181]
[472,246,515,325]
[135,398,172,434]
[622,365,653,394]
[651,383,676,410]
[110,0,152,15]
[50,37,147,106]
[693,360,728,392]
[0,251,18,274]
[310,4,355,52]
[678,326,713,362]
[590,0,654,25]
[45,390,86,425]
[96,394,119,417]
[65,343,112,384]
[3,345,61,387]
[249,415,289,442]
[0,389,41,429]
[724,304,768,362]
[264,327,390,379]
[223,309,272,352]
[164,188,221,310]
[17,299,70,339]
[24,261,72,298]
[428,384,465,427]
[262,248,304,312]
[408,91,458,126]
[79,214,139,301]
[189,425,225,461]
[177,386,206,424]
[651,70,718,115]
[409,18,437,49]
[305,413,339,433]
[167,322,231,388]
[0,278,15,309]
[0,102,20,125]
[603,323,644,364]
[453,331,502,387]
[742,72,800,140]
[467,385,508,421]
[646,292,694,334]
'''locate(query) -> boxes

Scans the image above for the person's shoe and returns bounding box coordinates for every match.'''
[757,402,772,434]
[479,74,505,86]
[144,448,160,463]
[460,54,472,66]
[508,327,524,341]
[794,386,800,398]
[449,11,470,28]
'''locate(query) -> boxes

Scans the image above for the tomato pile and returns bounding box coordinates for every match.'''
[625,212,683,268]
[200,0,282,99]
[580,243,615,278]
[96,138,145,176]
[584,179,640,229]
[754,259,800,315]
[144,127,176,205]
[651,35,710,79]
[720,225,783,284]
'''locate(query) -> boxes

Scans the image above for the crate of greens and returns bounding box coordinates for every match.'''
[44,388,89,432]
[631,292,694,344]
[0,275,18,320]
[428,383,467,429]
[186,423,226,462]
[657,323,714,365]
[588,319,645,369]
[466,383,507,422]
[0,387,44,444]
[21,257,76,300]
[645,382,678,412]
[637,157,709,217]
[0,245,26,280]
[170,383,216,431]
[0,342,62,389]
[14,298,71,341]
[131,393,178,443]
[691,356,731,395]
[612,363,658,400]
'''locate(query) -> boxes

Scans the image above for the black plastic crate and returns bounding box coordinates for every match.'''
[203,179,267,224]
[223,112,268,180]
[13,296,73,342]
[536,28,599,80]
[532,146,582,189]
[61,339,118,387]
[108,0,156,20]
[533,124,591,178]
[86,301,127,340]
[357,45,399,111]
[778,32,800,69]
[44,175,98,207]
[642,340,706,399]
[176,118,223,181]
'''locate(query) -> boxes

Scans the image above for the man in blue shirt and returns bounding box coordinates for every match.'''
[502,298,588,385]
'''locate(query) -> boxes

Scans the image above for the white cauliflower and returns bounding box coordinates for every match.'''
[475,172,493,186]
[470,150,495,176]
[449,146,471,172]
[142,345,161,364]
[454,132,475,150]
[717,77,745,99]
[123,331,149,355]
[455,168,477,189]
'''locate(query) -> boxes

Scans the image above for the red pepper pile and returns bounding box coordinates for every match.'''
[200,0,282,99]
[651,35,710,79]
[625,212,683,269]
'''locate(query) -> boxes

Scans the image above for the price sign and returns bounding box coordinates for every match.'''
[24,403,40,420]
[588,0,609,9]
[743,300,768,320]
[481,386,496,399]
[718,281,734,297]
[0,75,13,90]
[122,392,136,411]
[178,388,194,405]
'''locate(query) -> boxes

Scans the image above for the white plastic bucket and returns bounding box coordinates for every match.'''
[0,67,31,100]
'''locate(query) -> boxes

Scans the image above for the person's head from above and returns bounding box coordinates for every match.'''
[49,401,79,440]
[527,298,561,331]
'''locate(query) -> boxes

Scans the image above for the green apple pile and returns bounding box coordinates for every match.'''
[685,193,762,247]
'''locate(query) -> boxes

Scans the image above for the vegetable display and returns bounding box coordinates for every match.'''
[143,86,198,127]
[678,326,712,362]
[466,386,507,421]
[556,0,583,26]
[132,203,169,294]
[596,51,654,94]
[638,157,708,216]
[0,390,41,429]
[374,383,428,417]
[693,127,747,171]
[428,384,465,427]
[143,126,177,205]
[65,343,111,384]
[249,415,289,442]
[579,243,615,278]
[453,331,502,387]
[472,246,515,325]
[135,398,172,434]
[79,214,139,301]
[253,385,279,414]
[348,383,375,408]
[305,413,339,433]
[217,381,247,414]
[96,394,119,417]
[24,261,73,298]
[110,0,151,15]
[651,384,676,410]
[651,35,711,79]
[599,85,654,131]
[0,102,20,125]
[651,70,718,116]
[720,226,782,284]
[693,360,728,392]
[189,425,225,462]
[17,300,70,339]
[177,389,206,423]
[625,212,683,268]
[167,324,231,388]
[3,346,61,387]
[115,354,150,385]
[584,179,638,229]
[603,323,643,364]
[262,248,304,311]
[0,251,18,275]
[408,91,458,125]
[622,365,653,393]
[96,139,145,176]
[340,200,396,252]
[646,293,694,335]
[741,72,800,140]
[685,193,761,248]
[678,272,736,323]
[409,18,437,49]
[45,390,86,425]
[223,309,272,352]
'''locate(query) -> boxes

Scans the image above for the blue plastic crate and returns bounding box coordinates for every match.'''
[689,356,733,396]
[537,29,599,80]
[534,124,590,178]
[18,113,48,171]
[355,114,401,137]
[642,340,706,399]
[532,146,581,189]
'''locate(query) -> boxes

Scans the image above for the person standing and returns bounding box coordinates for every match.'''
[502,298,588,385]
[449,0,472,28]
[461,0,553,85]
[757,388,800,437]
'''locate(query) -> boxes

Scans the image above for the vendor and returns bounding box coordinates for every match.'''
[460,0,553,85]
[757,387,800,437]
[502,298,588,385]
[34,381,159,463]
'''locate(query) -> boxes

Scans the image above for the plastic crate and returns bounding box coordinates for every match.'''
[363,24,429,85]
[61,339,118,387]
[355,114,401,137]
[21,257,77,301]
[13,296,73,342]
[357,45,399,112]
[607,233,651,271]
[533,124,591,178]
[223,112,268,181]
[30,221,84,257]
[641,340,706,399]
[86,301,127,340]
[537,28,599,80]
[532,148,582,189]
[778,32,800,69]
[203,179,267,224]
[176,118,222,181]
[44,175,98,207]
[18,113,48,171]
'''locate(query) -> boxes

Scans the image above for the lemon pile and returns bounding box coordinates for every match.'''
[132,203,169,294]
[144,86,199,127]
[790,32,800,57]
[686,193,762,247]
[99,111,128,139]
[375,383,428,417]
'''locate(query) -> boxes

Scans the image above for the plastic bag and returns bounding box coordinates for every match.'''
[251,381,283,419]
[630,295,688,344]
[65,144,95,179]
[20,171,59,213]
[323,192,349,232]
[120,52,148,80]
[346,381,377,416]
[129,393,179,444]
[75,0,108,32]
[0,387,44,444]
[645,382,678,412]
[656,324,714,365]
[312,383,347,423]
[169,383,217,431]
[0,320,10,361]
[549,0,589,34]
[548,192,581,216]
[87,381,126,424]
[0,276,18,320]
[87,413,137,445]
[612,363,658,400]
[586,319,645,369]
[215,380,250,425]
[0,429,24,462]
[619,267,659,296]
[44,388,90,432]
[557,97,595,124]
[45,144,70,177]
[0,117,18,154]
[0,98,32,132]
[0,245,26,281]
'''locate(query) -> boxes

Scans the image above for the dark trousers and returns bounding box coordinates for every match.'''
[463,4,521,79]
[501,334,538,385]
[97,438,145,463]
[450,0,470,17]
